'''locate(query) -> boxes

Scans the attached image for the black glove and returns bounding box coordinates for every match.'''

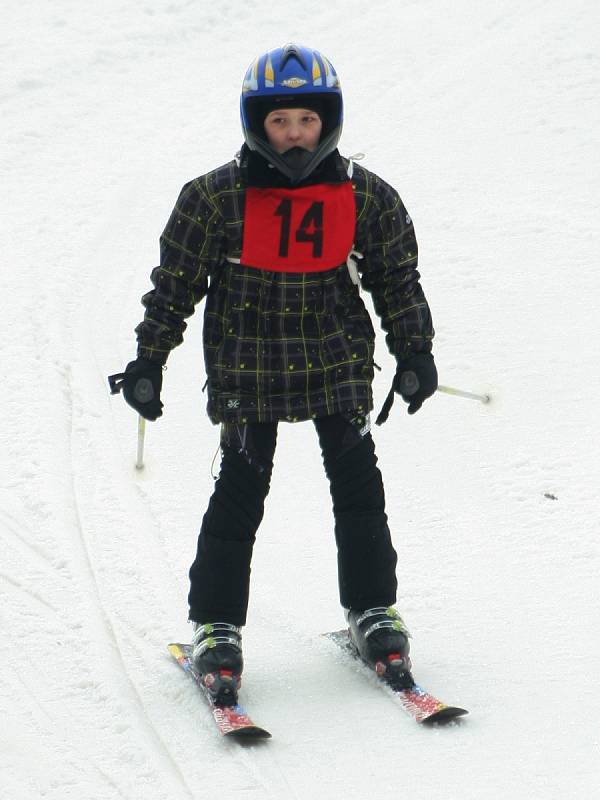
[108,358,164,420]
[375,353,438,424]
[395,353,438,414]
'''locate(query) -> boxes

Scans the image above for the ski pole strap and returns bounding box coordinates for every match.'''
[108,372,126,395]
[375,371,420,425]
[375,383,396,426]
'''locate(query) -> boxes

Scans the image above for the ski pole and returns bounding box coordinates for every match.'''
[107,372,153,468]
[136,415,146,470]
[131,377,155,469]
[437,384,490,404]
[376,371,491,425]
[400,372,491,404]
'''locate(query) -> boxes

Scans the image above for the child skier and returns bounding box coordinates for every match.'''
[110,43,437,705]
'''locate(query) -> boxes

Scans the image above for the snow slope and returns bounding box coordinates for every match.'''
[2,1,599,798]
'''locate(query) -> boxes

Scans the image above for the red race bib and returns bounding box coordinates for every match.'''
[241,181,356,272]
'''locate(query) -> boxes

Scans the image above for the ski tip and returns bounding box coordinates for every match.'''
[226,726,272,740]
[421,706,469,725]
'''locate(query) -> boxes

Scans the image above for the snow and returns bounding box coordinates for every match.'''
[2,0,599,797]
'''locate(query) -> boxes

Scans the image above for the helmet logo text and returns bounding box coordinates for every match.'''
[280,77,308,89]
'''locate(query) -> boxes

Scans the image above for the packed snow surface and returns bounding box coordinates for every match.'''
[2,1,599,798]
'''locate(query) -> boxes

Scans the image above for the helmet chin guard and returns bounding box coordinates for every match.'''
[240,44,343,183]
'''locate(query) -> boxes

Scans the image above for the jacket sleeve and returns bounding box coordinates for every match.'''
[358,172,434,360]
[135,179,225,364]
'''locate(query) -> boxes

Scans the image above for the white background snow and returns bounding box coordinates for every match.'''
[2,1,599,797]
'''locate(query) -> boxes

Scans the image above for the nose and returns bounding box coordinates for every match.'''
[286,124,302,142]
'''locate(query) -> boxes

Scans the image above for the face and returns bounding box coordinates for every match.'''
[263,108,323,154]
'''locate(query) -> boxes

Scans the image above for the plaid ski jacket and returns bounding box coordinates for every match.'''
[136,148,434,424]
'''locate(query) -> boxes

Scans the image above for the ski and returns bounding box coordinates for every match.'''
[168,643,271,739]
[325,629,468,724]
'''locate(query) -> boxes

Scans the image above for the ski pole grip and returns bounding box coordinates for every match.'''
[399,370,420,396]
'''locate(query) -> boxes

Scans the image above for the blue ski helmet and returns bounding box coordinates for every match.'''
[240,43,343,183]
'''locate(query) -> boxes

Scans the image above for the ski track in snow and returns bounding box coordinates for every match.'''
[2,1,600,798]
[64,373,196,799]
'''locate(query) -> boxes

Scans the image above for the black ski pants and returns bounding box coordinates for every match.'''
[188,414,398,625]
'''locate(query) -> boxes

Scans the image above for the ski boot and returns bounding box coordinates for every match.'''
[190,622,243,706]
[347,607,414,689]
